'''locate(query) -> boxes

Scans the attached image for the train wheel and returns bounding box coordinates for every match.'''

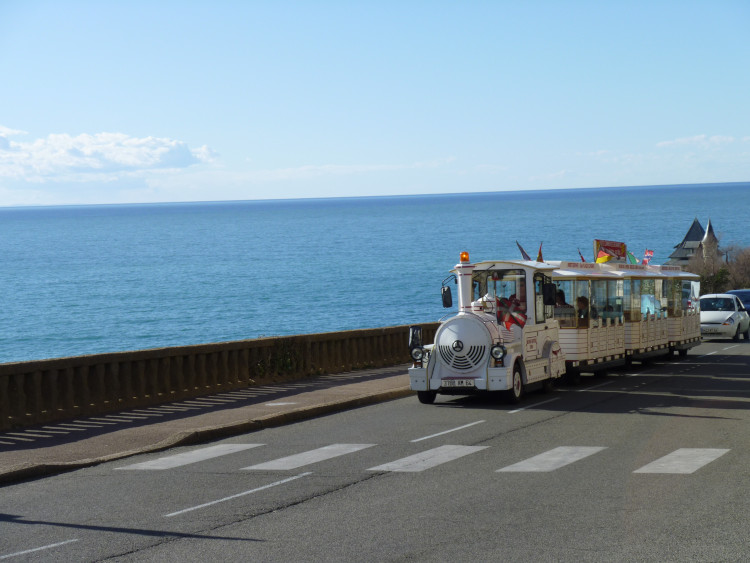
[542,378,555,393]
[417,391,437,404]
[564,367,581,385]
[506,365,524,404]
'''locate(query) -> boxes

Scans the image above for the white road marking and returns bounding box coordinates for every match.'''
[243,444,374,470]
[576,381,615,392]
[117,444,263,470]
[508,398,559,413]
[723,345,740,350]
[497,446,607,472]
[0,539,78,560]
[265,402,298,406]
[633,448,730,474]
[164,472,312,517]
[699,351,718,357]
[368,445,487,473]
[411,421,485,442]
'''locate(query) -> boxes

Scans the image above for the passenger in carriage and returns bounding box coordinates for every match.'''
[576,295,589,318]
[576,296,591,328]
[556,290,573,308]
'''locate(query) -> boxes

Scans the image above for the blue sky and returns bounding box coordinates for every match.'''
[1,0,748,206]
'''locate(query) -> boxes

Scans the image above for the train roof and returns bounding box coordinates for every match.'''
[454,257,699,280]
[548,260,699,280]
[467,259,558,273]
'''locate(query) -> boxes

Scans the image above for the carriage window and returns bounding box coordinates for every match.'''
[574,281,592,328]
[640,279,666,318]
[668,279,682,316]
[553,280,576,328]
[595,279,624,321]
[534,273,552,323]
[624,279,641,322]
[553,279,591,328]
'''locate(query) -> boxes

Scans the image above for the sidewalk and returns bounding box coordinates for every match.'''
[0,365,412,485]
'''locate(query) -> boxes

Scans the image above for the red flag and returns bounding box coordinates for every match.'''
[578,248,586,262]
[536,242,543,262]
[596,250,612,263]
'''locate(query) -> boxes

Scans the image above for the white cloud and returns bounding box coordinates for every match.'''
[0,128,215,182]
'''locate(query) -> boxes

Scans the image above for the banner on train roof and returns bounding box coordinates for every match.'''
[593,239,627,263]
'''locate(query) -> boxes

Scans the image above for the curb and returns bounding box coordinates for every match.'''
[0,386,413,487]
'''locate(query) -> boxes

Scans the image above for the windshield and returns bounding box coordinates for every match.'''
[700,297,735,312]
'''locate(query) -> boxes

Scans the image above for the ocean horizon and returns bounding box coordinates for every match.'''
[2,180,747,210]
[1,181,748,364]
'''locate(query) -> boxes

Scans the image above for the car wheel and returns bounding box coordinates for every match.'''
[733,325,741,341]
[744,325,750,340]
[417,391,437,404]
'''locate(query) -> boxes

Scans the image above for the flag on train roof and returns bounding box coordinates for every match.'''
[577,248,586,262]
[595,250,612,263]
[516,240,532,261]
[593,239,627,263]
[536,242,543,262]
[643,249,654,265]
[626,251,640,264]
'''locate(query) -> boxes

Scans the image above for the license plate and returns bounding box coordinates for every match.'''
[441,379,475,388]
[701,327,719,334]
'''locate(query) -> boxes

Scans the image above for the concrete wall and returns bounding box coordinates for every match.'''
[0,323,438,430]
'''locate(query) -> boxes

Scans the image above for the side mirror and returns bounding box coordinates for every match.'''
[441,286,453,308]
[542,283,557,306]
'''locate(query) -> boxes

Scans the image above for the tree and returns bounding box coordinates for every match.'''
[727,247,750,289]
[687,243,730,294]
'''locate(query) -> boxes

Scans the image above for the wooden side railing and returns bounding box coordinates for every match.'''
[0,323,439,430]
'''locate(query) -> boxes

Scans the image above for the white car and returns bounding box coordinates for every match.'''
[700,294,750,340]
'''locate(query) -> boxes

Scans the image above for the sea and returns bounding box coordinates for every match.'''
[1,182,748,364]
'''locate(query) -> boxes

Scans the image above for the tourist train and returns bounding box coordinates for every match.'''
[408,250,701,404]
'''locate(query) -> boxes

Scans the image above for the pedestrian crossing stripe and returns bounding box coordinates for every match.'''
[497,446,607,472]
[243,444,375,470]
[367,445,488,472]
[117,444,263,470]
[633,448,730,474]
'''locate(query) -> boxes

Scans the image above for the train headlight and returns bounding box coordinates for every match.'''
[490,344,507,360]
[410,347,425,361]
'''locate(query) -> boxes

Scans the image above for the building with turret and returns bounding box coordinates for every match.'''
[666,218,719,266]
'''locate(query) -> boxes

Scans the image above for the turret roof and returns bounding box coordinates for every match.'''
[674,217,705,248]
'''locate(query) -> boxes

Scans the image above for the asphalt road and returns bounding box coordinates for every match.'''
[2,339,750,562]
